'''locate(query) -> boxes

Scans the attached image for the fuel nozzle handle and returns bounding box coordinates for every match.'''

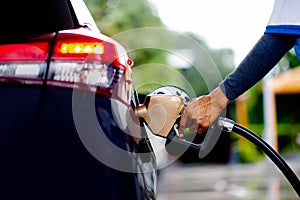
[165,116,226,157]
[165,117,202,156]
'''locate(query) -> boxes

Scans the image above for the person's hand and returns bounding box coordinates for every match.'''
[179,87,230,135]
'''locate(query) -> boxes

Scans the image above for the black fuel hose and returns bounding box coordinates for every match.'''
[232,122,300,197]
[165,117,300,196]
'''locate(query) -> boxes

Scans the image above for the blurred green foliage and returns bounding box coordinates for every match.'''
[85,0,167,68]
[85,0,235,96]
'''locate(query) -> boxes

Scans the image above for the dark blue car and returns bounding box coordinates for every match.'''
[0,0,157,199]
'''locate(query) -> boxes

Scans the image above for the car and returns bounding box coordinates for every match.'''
[0,0,157,199]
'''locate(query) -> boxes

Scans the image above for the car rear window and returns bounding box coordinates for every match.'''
[1,0,74,41]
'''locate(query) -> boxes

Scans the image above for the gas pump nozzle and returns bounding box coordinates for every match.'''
[135,94,202,156]
[135,94,184,138]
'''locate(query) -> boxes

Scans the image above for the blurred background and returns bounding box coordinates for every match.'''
[85,0,300,198]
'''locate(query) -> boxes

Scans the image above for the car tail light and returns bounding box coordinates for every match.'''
[48,32,127,96]
[0,30,131,100]
[0,41,49,84]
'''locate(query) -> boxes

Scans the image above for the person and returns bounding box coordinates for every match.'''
[179,0,300,135]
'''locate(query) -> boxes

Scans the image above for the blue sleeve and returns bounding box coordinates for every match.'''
[219,34,297,101]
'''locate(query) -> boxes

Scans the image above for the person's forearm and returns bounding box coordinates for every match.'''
[219,33,298,101]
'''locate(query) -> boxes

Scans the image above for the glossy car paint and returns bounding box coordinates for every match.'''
[0,0,157,199]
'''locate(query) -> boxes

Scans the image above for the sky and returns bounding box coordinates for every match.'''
[148,0,274,66]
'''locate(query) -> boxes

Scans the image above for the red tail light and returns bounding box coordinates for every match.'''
[0,37,50,84]
[0,43,48,62]
[47,31,126,96]
[0,30,130,98]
